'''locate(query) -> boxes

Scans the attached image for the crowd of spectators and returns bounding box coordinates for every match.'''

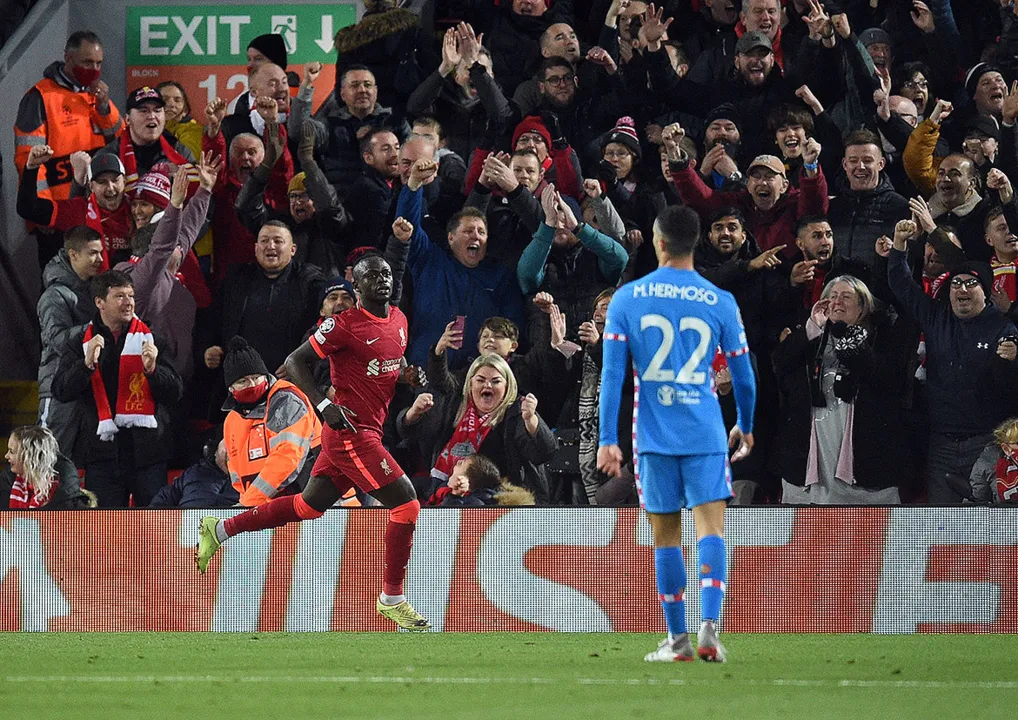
[7,0,1018,509]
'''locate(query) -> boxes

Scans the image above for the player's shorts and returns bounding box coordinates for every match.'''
[312,431,405,495]
[636,452,733,513]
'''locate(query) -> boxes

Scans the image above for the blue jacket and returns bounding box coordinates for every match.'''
[397,185,524,369]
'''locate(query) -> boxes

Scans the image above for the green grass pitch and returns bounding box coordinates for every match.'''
[2,633,1014,719]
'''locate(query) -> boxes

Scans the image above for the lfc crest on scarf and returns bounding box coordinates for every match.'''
[81,316,158,441]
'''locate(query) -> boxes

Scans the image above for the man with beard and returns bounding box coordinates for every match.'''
[345,128,401,249]
[696,104,744,190]
[665,121,828,259]
[888,218,1018,504]
[688,0,790,86]
[19,149,133,270]
[694,207,787,355]
[785,215,871,324]
[523,55,625,170]
[828,130,910,270]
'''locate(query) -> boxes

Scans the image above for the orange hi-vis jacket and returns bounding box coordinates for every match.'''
[14,62,123,206]
[224,378,323,507]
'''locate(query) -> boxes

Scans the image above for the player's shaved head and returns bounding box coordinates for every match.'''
[352,253,387,280]
[653,206,701,258]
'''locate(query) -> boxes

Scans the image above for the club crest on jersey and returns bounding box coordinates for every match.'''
[399,326,407,347]
[314,317,336,345]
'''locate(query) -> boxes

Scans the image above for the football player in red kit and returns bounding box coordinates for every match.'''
[196,247,431,631]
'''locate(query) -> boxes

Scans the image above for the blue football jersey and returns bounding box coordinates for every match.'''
[599,267,750,456]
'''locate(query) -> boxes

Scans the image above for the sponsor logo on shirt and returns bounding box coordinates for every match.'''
[366,357,402,377]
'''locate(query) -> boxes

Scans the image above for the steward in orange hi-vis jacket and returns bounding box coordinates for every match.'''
[14,33,123,209]
[221,337,323,507]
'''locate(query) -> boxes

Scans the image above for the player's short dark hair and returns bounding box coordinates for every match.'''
[66,31,101,52]
[412,115,444,140]
[654,206,700,257]
[707,206,747,233]
[766,104,814,135]
[985,205,1007,232]
[537,56,574,81]
[843,129,882,154]
[464,454,502,491]
[90,269,132,301]
[447,207,487,235]
[795,214,831,238]
[480,317,519,343]
[64,225,101,253]
[352,252,390,277]
[339,64,374,87]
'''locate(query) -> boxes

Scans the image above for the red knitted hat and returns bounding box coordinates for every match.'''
[133,172,171,210]
[512,116,553,151]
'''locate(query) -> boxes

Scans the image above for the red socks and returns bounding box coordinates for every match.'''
[224,495,301,537]
[383,519,415,596]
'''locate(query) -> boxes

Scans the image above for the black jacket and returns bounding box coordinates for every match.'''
[828,175,910,271]
[51,322,183,468]
[888,249,1018,436]
[149,456,239,508]
[771,311,915,489]
[0,453,91,509]
[345,167,395,250]
[397,393,557,505]
[205,261,324,375]
[465,183,543,271]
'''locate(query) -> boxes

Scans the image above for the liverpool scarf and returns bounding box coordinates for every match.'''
[82,316,158,441]
[119,132,189,193]
[8,474,54,509]
[431,400,493,481]
[991,255,1017,304]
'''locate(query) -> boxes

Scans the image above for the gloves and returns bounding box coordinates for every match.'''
[540,110,567,150]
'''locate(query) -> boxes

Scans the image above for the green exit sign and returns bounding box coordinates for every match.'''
[126,5,358,65]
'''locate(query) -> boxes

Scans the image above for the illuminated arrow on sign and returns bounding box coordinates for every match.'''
[315,15,334,53]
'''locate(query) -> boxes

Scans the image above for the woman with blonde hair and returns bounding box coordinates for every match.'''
[1,426,93,509]
[397,353,556,504]
[773,275,915,504]
[969,418,1018,504]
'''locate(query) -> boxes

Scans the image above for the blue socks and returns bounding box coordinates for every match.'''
[654,546,687,636]
[698,535,727,623]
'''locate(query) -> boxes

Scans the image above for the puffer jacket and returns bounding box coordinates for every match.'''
[37,250,94,398]
[827,174,910,270]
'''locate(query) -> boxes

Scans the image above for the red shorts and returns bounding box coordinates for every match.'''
[311,431,405,494]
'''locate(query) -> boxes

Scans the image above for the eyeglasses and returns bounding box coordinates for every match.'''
[903,79,928,90]
[542,73,574,87]
[603,149,632,160]
[950,277,981,289]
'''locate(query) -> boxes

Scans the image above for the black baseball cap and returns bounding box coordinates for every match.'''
[127,86,165,112]
[735,31,772,55]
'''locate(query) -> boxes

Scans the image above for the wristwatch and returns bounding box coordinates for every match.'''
[728,170,743,183]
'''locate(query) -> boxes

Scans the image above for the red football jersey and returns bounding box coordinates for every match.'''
[309,305,408,438]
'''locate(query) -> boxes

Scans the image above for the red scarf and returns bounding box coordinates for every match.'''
[432,400,494,480]
[82,316,158,441]
[994,451,1018,504]
[119,132,189,193]
[9,475,54,509]
[991,255,1017,303]
[86,194,134,272]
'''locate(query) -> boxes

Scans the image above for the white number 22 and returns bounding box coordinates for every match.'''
[639,314,712,385]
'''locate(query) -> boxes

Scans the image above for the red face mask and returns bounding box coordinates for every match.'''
[73,67,101,89]
[231,379,269,405]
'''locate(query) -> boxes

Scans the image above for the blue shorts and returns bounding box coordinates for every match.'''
[636,452,733,513]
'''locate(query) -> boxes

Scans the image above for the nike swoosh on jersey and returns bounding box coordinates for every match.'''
[365,338,379,345]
